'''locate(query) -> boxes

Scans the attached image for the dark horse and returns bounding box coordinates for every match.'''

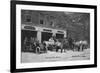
[55,38,69,53]
[67,37,75,51]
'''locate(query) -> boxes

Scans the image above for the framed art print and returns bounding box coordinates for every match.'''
[10,0,97,73]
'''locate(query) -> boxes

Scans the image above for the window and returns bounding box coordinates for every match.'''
[40,19,44,24]
[24,14,32,23]
[50,21,54,27]
[50,21,53,26]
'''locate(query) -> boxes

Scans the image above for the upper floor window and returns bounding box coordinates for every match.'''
[24,14,32,23]
[40,19,44,25]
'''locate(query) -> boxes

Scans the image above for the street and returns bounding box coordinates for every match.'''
[21,49,90,63]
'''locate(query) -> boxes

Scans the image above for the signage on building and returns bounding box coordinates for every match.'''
[43,29,52,32]
[57,31,64,33]
[24,26,36,30]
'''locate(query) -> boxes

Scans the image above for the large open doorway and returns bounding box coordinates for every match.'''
[22,30,37,39]
[41,32,52,43]
[56,33,64,39]
[21,30,37,51]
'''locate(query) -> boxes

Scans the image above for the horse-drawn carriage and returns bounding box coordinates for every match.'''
[22,37,89,54]
[43,39,89,52]
[43,39,69,53]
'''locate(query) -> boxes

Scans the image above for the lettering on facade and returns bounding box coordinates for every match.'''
[24,26,36,30]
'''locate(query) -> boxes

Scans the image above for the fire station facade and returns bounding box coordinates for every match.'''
[21,10,67,43]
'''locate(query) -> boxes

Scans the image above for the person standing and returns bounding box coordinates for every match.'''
[68,37,74,50]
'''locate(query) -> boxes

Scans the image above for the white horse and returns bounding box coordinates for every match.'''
[43,41,55,46]
[73,40,88,45]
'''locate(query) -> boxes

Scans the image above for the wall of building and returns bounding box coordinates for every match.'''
[21,10,67,30]
[21,9,90,42]
[22,24,67,43]
[21,10,39,25]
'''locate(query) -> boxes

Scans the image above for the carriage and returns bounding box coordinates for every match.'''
[22,37,89,54]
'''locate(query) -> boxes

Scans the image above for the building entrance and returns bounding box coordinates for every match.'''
[41,32,52,43]
[21,30,37,50]
[21,30,37,40]
[56,33,64,39]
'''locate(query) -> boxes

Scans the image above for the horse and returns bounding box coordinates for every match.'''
[43,41,55,51]
[55,39,69,53]
[80,40,88,50]
[55,40,62,52]
[73,40,88,51]
[61,39,69,52]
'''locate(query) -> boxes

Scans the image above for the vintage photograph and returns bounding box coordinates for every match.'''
[11,1,97,72]
[21,10,90,63]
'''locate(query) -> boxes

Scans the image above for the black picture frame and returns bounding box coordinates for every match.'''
[10,0,97,73]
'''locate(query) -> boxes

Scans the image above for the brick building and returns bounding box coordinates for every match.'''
[21,10,67,43]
